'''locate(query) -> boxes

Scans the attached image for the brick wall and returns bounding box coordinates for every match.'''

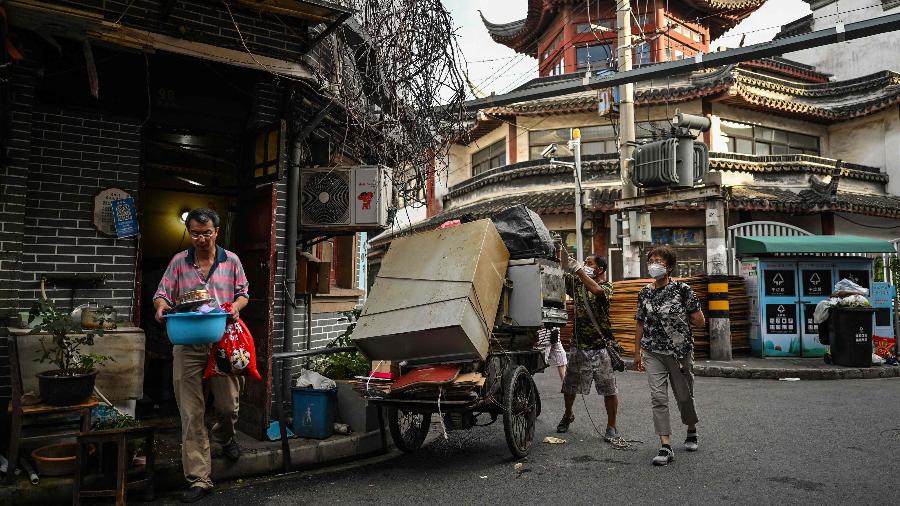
[0,61,40,400]
[52,0,310,63]
[18,108,142,319]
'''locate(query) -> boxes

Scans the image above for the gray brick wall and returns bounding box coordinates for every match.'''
[51,0,310,63]
[0,61,40,400]
[17,108,142,320]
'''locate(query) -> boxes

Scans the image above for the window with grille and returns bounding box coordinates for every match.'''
[529,125,618,159]
[250,121,285,183]
[720,120,820,156]
[472,139,507,176]
[576,44,614,70]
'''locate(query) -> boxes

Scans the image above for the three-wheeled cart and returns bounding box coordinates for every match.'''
[352,211,567,459]
[367,349,545,459]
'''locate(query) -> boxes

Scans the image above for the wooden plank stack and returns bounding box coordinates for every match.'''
[567,275,751,358]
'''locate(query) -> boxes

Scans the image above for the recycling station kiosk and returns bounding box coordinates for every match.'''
[736,235,896,359]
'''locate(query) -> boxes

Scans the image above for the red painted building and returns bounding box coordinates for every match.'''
[481,0,764,77]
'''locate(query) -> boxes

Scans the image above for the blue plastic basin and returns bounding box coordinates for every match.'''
[164,312,227,345]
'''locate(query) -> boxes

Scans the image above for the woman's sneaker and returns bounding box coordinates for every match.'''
[652,446,674,466]
[684,432,699,452]
[603,426,619,442]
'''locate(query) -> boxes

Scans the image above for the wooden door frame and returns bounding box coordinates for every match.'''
[236,183,278,440]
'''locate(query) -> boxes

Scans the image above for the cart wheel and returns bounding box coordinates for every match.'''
[502,365,537,459]
[387,407,431,453]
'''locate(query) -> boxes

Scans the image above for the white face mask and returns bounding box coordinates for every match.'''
[582,266,595,278]
[648,263,668,280]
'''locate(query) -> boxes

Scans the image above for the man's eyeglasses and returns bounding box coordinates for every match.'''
[189,230,214,239]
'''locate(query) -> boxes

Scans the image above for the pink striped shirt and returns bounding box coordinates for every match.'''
[153,246,249,307]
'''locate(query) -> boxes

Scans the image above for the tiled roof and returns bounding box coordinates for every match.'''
[710,153,887,183]
[471,66,900,125]
[446,154,619,199]
[730,186,900,218]
[369,187,621,246]
[445,153,883,202]
[372,183,900,247]
[774,13,813,40]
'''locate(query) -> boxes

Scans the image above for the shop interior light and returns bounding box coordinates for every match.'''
[175,175,203,186]
[180,210,189,223]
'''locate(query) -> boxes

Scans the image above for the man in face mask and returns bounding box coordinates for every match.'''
[634,245,705,466]
[558,251,619,441]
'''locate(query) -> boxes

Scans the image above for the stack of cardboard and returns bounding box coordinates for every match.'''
[352,371,486,401]
[606,275,751,358]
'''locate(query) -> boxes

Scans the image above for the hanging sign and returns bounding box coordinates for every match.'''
[93,188,131,236]
[764,269,795,297]
[801,270,831,297]
[111,197,139,238]
[766,304,796,335]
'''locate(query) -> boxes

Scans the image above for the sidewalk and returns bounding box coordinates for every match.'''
[693,356,900,380]
[624,356,900,380]
[1,424,391,506]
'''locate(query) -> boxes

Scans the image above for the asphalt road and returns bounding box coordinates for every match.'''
[159,371,900,506]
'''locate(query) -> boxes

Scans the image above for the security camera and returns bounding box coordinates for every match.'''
[671,110,711,132]
[541,143,558,158]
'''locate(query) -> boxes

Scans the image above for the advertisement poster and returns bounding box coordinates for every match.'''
[111,197,139,239]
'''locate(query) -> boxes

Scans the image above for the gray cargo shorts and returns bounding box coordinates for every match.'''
[561,348,617,396]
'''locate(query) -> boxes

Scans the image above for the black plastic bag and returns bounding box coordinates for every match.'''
[491,205,557,260]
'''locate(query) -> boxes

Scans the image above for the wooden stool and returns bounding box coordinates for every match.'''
[73,427,155,506]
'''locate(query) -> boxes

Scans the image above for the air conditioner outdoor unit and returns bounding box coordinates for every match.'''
[300,165,391,231]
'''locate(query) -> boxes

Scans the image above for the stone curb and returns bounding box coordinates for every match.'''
[691,364,900,380]
[622,358,900,380]
[1,429,393,506]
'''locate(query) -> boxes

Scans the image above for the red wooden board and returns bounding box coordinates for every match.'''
[391,365,461,392]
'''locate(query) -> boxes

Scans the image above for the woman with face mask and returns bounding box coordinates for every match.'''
[634,245,705,466]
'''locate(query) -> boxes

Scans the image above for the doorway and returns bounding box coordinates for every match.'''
[133,53,279,440]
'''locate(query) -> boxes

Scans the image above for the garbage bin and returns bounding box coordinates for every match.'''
[292,388,336,439]
[828,307,875,367]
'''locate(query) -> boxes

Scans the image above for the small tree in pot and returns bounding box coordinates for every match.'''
[29,298,112,406]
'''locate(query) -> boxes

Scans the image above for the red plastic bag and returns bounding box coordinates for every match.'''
[204,302,262,381]
[874,335,896,359]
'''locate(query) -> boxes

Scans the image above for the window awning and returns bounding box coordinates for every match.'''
[735,235,896,255]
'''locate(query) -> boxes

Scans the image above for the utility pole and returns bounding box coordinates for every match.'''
[706,198,732,360]
[617,0,639,278]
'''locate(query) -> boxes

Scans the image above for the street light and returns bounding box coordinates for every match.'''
[543,129,586,262]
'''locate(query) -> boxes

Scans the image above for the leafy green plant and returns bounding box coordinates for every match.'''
[29,298,112,375]
[313,308,369,380]
[92,410,145,456]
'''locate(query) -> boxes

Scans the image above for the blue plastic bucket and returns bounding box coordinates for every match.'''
[164,312,227,345]
[291,388,336,439]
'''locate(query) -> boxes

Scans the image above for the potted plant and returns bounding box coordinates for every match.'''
[313,309,380,433]
[92,410,148,471]
[29,298,112,406]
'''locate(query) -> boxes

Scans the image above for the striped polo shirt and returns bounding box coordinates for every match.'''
[153,246,249,307]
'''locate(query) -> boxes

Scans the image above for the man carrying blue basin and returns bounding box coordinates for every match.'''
[153,208,249,503]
